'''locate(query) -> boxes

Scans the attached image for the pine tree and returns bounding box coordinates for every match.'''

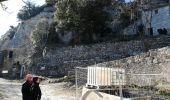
[55,0,112,43]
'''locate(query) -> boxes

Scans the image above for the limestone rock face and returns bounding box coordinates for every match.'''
[0,7,55,65]
[0,3,170,79]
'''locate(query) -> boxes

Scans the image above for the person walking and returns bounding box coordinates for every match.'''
[16,61,21,79]
[32,77,42,100]
[21,74,34,100]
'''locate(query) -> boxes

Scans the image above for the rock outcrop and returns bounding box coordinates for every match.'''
[0,3,170,78]
[0,6,55,65]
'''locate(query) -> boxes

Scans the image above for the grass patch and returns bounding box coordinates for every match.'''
[158,88,170,96]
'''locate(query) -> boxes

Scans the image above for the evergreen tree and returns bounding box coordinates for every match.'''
[55,0,112,43]
[8,26,17,39]
[17,1,44,20]
[45,0,56,6]
[31,18,49,50]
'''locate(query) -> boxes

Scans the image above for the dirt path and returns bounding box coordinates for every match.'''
[0,78,76,100]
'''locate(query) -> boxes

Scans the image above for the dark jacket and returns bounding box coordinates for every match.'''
[21,81,33,100]
[32,83,42,100]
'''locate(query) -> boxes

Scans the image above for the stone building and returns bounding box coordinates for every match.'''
[123,1,170,36]
[141,4,170,35]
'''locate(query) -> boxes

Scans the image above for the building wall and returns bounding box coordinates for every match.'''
[138,0,168,5]
[142,6,170,35]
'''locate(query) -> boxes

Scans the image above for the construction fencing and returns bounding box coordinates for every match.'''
[75,67,170,100]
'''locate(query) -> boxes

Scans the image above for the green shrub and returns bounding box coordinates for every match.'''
[55,0,112,44]
[8,26,17,39]
[159,88,170,96]
[17,2,44,20]
[47,22,60,44]
[30,18,49,50]
[119,12,131,27]
[45,0,56,6]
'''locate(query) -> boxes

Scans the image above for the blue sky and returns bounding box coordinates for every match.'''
[0,0,133,37]
[126,0,134,2]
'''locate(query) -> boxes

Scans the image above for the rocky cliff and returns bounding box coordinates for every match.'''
[0,4,170,78]
[0,6,55,66]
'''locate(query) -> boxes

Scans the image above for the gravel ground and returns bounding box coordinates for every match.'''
[0,78,76,100]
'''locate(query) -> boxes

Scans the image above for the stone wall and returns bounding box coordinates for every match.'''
[37,36,170,77]
[90,46,170,88]
[92,46,170,74]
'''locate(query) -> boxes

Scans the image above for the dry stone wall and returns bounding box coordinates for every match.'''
[37,36,170,77]
[92,46,170,87]
[94,46,170,74]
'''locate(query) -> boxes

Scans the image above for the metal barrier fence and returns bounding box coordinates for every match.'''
[75,67,170,100]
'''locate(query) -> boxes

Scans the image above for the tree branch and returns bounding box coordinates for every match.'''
[0,2,8,10]
[0,0,7,3]
[22,0,29,5]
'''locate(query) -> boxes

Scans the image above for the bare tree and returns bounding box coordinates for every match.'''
[138,0,153,51]
[128,0,153,51]
[0,0,7,2]
[0,0,7,10]
[21,0,34,16]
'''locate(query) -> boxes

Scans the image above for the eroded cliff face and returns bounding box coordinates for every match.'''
[0,6,55,66]
[1,4,170,78]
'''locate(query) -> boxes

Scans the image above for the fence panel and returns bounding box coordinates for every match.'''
[75,67,170,100]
